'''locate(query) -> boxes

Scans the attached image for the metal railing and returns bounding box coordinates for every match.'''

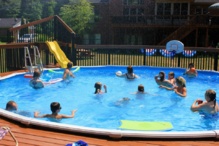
[1,44,218,73]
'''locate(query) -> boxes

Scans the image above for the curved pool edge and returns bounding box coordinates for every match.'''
[0,109,218,139]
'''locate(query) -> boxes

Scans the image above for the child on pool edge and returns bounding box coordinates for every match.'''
[94,82,107,94]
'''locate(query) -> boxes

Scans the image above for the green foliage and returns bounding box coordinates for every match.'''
[60,0,95,35]
[42,0,57,18]
[20,0,42,21]
[36,33,51,42]
[0,0,21,18]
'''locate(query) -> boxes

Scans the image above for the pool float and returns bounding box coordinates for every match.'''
[24,73,33,78]
[182,50,196,57]
[119,120,173,131]
[116,71,122,76]
[140,48,157,56]
[47,78,63,84]
[48,66,80,74]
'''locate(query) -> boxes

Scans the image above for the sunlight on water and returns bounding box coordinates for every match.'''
[1,66,219,131]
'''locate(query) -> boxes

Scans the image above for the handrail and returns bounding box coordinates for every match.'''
[9,16,55,32]
[55,15,75,34]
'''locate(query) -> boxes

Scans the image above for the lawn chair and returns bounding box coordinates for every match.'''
[0,126,18,146]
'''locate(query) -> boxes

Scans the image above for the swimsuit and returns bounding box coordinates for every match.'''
[126,73,135,79]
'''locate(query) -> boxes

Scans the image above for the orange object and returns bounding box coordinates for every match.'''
[24,74,33,78]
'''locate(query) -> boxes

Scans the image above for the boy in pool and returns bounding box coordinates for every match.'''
[63,62,75,80]
[132,84,148,94]
[94,82,107,94]
[116,65,138,79]
[191,89,219,114]
[168,72,176,85]
[34,102,77,119]
[29,69,45,89]
[184,63,198,77]
[160,76,187,97]
[5,100,17,111]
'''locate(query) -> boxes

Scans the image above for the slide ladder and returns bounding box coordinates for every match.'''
[24,46,43,73]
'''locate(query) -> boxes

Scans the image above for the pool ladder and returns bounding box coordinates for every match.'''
[24,46,43,73]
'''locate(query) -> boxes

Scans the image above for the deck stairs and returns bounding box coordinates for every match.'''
[158,16,197,45]
[24,46,43,73]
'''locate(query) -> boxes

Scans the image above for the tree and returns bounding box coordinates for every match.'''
[0,0,21,18]
[20,0,42,21]
[59,0,94,35]
[42,0,57,18]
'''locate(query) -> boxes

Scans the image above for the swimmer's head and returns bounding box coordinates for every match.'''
[159,71,165,81]
[6,100,17,111]
[94,82,102,94]
[67,62,73,69]
[122,97,130,101]
[138,84,144,92]
[176,76,186,87]
[127,66,133,74]
[205,89,216,102]
[188,63,194,68]
[168,72,175,78]
[33,69,41,78]
[50,102,62,113]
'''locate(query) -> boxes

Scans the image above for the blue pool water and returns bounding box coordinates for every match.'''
[1,66,219,132]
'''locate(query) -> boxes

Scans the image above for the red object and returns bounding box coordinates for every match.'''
[198,100,203,104]
[24,74,33,78]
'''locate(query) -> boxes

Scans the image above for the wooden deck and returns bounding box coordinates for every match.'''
[1,70,219,146]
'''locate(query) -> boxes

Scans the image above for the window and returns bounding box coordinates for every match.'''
[83,34,89,45]
[123,0,144,5]
[156,3,188,16]
[83,34,101,45]
[95,34,101,44]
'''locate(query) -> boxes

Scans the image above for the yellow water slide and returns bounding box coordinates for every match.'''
[46,41,70,68]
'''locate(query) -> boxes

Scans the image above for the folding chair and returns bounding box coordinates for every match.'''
[0,127,18,146]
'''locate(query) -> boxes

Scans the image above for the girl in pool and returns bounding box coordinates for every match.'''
[29,69,45,89]
[154,71,173,88]
[160,76,187,97]
[116,65,138,79]
[184,63,198,77]
[94,82,107,94]
[34,102,77,119]
[191,89,219,114]
[63,62,75,80]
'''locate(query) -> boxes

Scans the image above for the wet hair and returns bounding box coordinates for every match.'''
[94,82,102,94]
[205,89,216,107]
[6,100,17,111]
[168,72,175,78]
[67,62,73,69]
[138,84,144,92]
[188,63,194,68]
[176,76,186,87]
[159,71,165,82]
[50,102,61,113]
[33,69,41,78]
[127,66,133,74]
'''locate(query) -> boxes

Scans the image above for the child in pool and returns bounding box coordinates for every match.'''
[154,71,173,88]
[115,97,130,106]
[63,62,75,80]
[160,76,187,97]
[5,100,17,111]
[191,89,219,114]
[29,69,45,89]
[116,65,138,79]
[132,84,148,94]
[168,72,176,85]
[184,63,197,77]
[94,82,107,94]
[34,102,77,119]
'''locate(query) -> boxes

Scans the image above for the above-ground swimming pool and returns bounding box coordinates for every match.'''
[1,66,219,139]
